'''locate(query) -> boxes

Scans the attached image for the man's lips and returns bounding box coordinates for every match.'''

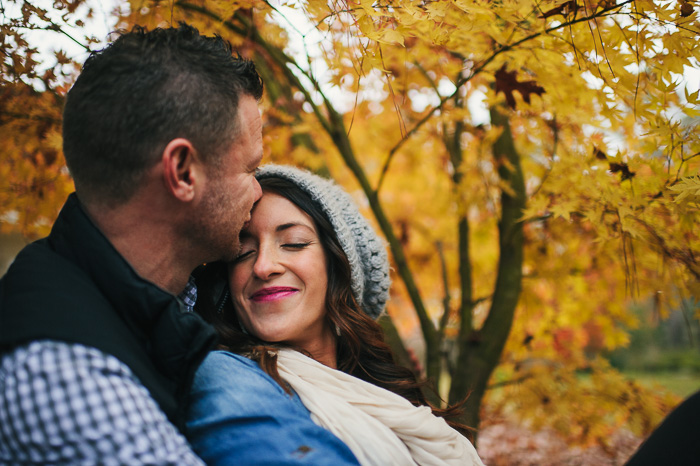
[250,287,298,302]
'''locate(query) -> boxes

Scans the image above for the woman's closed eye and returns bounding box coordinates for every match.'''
[282,241,312,250]
[234,240,313,263]
[234,249,255,263]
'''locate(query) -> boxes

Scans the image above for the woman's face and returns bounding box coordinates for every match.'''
[229,191,334,356]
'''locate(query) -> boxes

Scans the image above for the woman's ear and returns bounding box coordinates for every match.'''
[161,138,200,202]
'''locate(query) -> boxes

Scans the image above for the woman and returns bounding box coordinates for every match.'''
[189,165,484,465]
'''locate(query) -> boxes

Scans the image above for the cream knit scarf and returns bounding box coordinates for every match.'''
[276,349,484,466]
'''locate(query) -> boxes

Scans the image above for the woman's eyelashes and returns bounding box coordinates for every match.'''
[282,241,312,249]
[234,240,313,262]
[233,249,254,263]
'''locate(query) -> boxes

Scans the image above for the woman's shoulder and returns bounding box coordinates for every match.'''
[202,350,260,368]
[193,350,289,398]
[196,350,268,379]
[189,349,312,423]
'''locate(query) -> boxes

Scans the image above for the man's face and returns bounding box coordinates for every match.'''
[193,95,263,262]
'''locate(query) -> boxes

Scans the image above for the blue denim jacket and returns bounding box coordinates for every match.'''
[186,351,360,465]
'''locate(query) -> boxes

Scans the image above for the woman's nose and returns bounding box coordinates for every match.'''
[252,246,284,279]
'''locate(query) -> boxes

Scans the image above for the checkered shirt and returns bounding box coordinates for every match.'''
[179,275,198,313]
[0,280,204,465]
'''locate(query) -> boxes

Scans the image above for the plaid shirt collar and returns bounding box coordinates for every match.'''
[177,275,197,313]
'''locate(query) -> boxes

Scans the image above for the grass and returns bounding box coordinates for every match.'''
[622,370,700,399]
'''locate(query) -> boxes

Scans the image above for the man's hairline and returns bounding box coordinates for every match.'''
[202,91,261,174]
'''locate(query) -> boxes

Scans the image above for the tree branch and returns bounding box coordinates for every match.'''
[437,241,452,336]
[376,0,635,193]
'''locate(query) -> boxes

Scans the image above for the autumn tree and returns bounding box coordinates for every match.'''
[0,1,105,236]
[3,0,699,449]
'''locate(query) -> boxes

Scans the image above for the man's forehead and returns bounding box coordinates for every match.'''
[239,98,262,130]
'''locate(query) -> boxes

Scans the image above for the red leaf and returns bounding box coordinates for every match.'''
[609,162,635,180]
[593,147,607,160]
[539,1,579,19]
[680,2,694,17]
[495,65,545,109]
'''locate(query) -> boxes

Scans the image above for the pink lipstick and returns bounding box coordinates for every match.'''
[250,287,298,302]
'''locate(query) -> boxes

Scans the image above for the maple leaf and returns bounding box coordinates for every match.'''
[550,202,574,221]
[593,147,608,160]
[608,162,635,181]
[539,1,579,19]
[495,65,546,109]
[670,176,700,203]
[680,2,694,17]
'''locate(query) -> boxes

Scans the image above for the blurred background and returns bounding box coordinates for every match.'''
[2,1,699,464]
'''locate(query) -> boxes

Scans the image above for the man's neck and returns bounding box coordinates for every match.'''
[83,199,193,295]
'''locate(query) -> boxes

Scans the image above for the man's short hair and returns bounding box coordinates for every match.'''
[62,23,264,206]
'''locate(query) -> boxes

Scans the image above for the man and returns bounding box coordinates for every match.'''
[625,389,700,465]
[0,24,358,464]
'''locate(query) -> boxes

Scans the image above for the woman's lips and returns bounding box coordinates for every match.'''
[250,287,298,302]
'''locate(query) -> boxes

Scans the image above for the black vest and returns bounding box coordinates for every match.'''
[0,193,217,431]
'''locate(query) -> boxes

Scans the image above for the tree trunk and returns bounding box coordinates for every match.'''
[449,106,526,441]
[378,314,417,376]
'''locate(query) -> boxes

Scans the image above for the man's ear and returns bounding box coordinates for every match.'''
[161,138,201,202]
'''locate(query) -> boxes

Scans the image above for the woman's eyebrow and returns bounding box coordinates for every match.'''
[276,222,314,233]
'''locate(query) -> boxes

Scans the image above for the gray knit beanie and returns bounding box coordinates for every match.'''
[256,164,391,319]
